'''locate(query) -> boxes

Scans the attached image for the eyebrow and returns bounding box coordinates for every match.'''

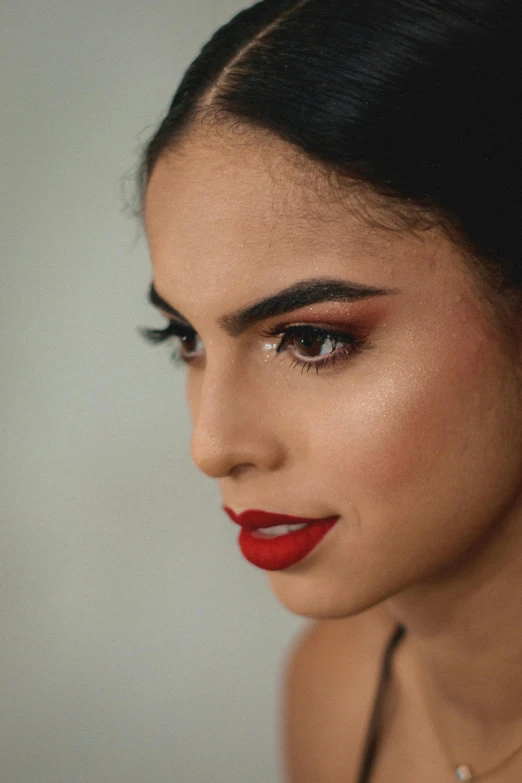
[148,277,398,337]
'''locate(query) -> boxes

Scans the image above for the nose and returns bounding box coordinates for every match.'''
[189,368,285,479]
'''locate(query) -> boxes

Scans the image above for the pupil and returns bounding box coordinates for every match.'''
[181,334,197,353]
[299,330,328,357]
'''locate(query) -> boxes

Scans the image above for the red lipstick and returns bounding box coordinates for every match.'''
[223,507,339,571]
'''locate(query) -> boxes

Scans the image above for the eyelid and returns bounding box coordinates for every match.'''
[163,316,194,330]
[260,319,367,339]
[168,319,195,335]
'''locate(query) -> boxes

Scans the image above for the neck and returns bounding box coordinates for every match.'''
[384,502,522,748]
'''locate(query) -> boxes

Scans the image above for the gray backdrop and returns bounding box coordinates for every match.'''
[1,2,306,781]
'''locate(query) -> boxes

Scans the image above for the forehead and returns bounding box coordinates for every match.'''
[144,126,473,313]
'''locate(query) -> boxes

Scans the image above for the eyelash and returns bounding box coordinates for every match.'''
[139,320,371,374]
[260,322,371,374]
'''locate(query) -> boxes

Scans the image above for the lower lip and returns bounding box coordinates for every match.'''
[237,518,339,571]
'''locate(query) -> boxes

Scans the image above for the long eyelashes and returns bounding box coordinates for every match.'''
[138,321,198,366]
[139,321,195,344]
[139,320,372,373]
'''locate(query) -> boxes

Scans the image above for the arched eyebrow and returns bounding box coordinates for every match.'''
[148,277,397,337]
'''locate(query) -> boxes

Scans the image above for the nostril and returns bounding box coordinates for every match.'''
[228,463,256,479]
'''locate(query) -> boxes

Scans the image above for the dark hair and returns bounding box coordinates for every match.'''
[137,0,522,328]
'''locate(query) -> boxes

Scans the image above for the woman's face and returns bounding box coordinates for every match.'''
[144,127,522,619]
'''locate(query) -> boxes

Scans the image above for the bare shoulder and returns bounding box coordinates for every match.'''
[280,604,398,783]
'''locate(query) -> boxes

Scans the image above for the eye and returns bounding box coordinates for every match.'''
[138,320,204,365]
[260,323,372,374]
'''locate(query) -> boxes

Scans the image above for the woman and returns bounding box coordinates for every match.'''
[137,1,522,780]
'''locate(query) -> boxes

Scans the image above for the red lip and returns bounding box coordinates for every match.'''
[223,507,337,530]
[223,506,340,571]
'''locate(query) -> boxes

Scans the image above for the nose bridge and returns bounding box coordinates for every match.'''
[189,363,283,478]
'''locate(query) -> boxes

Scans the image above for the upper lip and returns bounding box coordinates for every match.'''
[223,506,339,530]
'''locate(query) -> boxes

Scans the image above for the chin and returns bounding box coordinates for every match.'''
[266,570,389,621]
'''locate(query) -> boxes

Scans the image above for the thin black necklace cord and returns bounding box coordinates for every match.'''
[356,623,406,783]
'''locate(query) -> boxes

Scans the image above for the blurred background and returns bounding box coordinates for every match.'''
[1,2,306,781]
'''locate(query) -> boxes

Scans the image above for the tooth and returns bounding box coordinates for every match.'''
[258,525,290,537]
[254,523,309,538]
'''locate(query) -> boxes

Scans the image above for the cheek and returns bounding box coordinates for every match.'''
[313,336,516,513]
[343,375,451,491]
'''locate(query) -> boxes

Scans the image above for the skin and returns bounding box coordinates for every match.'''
[144,123,522,777]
